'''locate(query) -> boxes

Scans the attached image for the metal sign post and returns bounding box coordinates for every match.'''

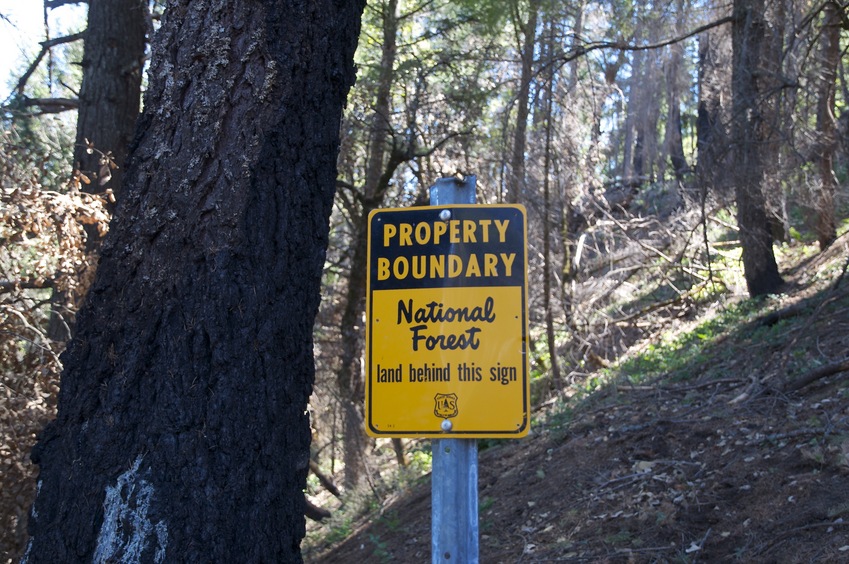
[363,174,529,563]
[430,175,478,563]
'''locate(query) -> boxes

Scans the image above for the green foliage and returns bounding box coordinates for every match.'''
[616,298,771,384]
[323,514,354,546]
[367,532,392,563]
[407,443,433,475]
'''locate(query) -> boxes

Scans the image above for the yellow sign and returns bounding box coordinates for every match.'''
[365,205,529,438]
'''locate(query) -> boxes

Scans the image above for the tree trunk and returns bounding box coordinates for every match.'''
[566,1,585,91]
[507,0,539,203]
[73,0,146,199]
[664,8,689,184]
[47,0,147,342]
[25,0,364,562]
[731,0,783,296]
[696,24,732,197]
[621,50,640,186]
[814,1,840,249]
[337,0,399,491]
[541,14,561,392]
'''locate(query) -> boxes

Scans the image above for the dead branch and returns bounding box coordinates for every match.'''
[661,377,746,392]
[611,292,686,325]
[17,97,79,114]
[304,498,332,522]
[11,31,86,98]
[759,301,812,327]
[553,15,734,66]
[783,358,849,392]
[748,427,826,445]
[0,278,55,294]
[309,459,342,499]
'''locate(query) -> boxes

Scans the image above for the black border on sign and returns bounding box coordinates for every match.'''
[364,204,529,438]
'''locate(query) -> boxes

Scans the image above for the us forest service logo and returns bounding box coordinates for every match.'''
[434,393,459,419]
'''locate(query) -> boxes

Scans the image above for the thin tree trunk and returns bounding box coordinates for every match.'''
[731,0,783,296]
[566,1,585,91]
[665,9,689,184]
[541,17,561,392]
[696,24,732,197]
[25,1,364,561]
[621,51,639,186]
[73,0,146,200]
[814,1,840,249]
[337,0,399,491]
[508,0,539,204]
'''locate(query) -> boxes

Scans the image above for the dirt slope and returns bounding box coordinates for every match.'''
[307,240,849,563]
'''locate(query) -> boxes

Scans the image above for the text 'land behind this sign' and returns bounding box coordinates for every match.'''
[365,204,529,438]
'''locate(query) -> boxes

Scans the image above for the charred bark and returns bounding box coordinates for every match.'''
[25,0,364,562]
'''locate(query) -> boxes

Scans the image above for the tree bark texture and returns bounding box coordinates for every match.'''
[731,0,783,296]
[25,0,364,562]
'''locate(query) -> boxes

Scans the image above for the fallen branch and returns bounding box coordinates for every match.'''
[783,359,849,392]
[758,301,812,327]
[748,427,826,446]
[661,377,745,392]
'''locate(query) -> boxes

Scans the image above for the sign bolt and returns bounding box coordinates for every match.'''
[439,209,451,221]
[441,419,453,431]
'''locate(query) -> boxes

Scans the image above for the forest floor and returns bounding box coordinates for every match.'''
[305,233,849,563]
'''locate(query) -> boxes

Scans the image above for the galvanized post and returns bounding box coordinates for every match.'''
[430,175,479,564]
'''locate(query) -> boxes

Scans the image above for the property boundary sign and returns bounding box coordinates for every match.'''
[365,204,529,439]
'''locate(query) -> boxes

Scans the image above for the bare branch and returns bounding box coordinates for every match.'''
[304,498,331,522]
[309,459,342,499]
[555,16,734,67]
[11,31,86,98]
[413,130,471,159]
[0,277,55,294]
[18,97,79,114]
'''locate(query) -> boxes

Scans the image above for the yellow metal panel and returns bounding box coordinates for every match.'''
[364,205,529,438]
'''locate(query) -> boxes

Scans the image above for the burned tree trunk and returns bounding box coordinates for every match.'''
[25,0,364,562]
